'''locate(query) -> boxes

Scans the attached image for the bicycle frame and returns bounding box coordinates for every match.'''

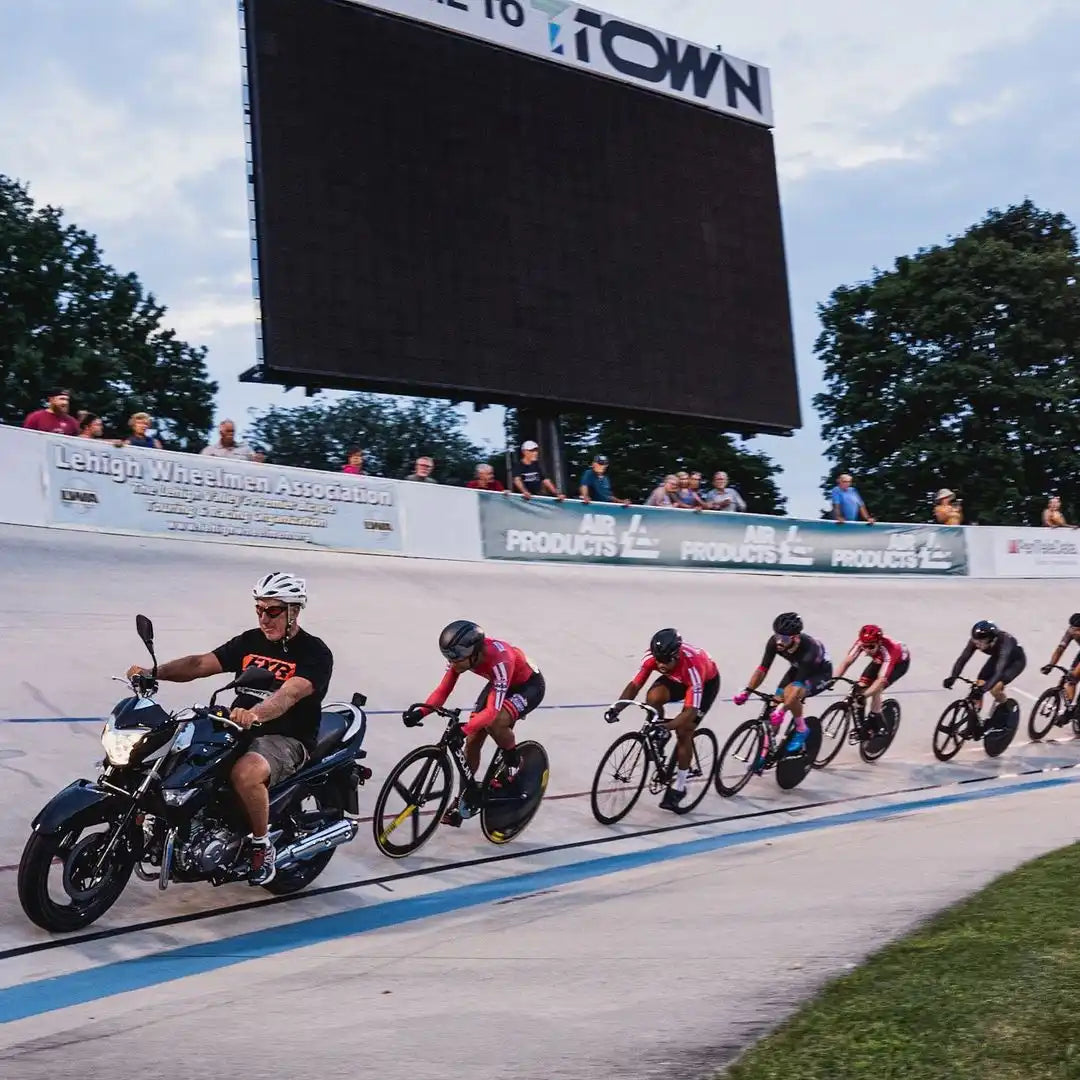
[746,688,793,767]
[608,698,676,779]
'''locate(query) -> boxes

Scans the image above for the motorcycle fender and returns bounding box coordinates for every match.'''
[31,779,121,835]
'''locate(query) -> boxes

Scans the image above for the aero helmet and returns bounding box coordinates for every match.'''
[439,620,485,663]
[859,624,883,646]
[971,619,998,640]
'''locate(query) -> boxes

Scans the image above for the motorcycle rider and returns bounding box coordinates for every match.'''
[126,572,333,885]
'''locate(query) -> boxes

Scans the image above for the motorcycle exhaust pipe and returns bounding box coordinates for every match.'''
[274,818,358,870]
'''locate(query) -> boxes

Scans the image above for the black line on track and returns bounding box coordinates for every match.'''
[3,760,1077,962]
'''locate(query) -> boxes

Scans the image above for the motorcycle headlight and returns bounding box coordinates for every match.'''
[101,719,149,767]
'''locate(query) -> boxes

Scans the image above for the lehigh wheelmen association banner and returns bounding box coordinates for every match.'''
[477,494,968,575]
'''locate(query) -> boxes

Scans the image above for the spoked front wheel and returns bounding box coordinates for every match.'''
[715,720,764,798]
[1028,688,1065,741]
[813,702,850,769]
[932,701,969,762]
[372,746,454,859]
[591,732,650,825]
[481,740,550,845]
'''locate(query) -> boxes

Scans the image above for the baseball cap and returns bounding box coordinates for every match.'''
[594,454,609,465]
[521,440,539,451]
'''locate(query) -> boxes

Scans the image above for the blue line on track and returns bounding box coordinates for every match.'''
[0,687,949,723]
[1,771,1076,1025]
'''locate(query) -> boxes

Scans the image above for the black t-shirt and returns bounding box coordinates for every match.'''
[212,627,333,754]
[513,459,547,494]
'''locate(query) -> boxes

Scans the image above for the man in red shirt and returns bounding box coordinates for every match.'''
[406,620,545,826]
[831,624,910,734]
[607,629,720,813]
[465,463,506,491]
[23,389,80,436]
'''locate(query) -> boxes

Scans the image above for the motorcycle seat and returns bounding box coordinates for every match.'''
[311,710,350,763]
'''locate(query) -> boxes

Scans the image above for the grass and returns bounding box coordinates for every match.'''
[719,842,1080,1080]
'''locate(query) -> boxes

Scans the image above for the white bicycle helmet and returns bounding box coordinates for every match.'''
[253,571,307,608]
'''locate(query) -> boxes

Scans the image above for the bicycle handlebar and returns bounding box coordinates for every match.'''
[606,698,663,724]
[402,702,463,728]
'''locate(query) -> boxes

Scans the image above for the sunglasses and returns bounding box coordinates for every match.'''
[775,633,797,645]
[255,604,287,619]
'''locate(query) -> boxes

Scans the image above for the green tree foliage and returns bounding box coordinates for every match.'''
[247,394,486,485]
[507,411,786,513]
[814,200,1080,525]
[0,175,217,451]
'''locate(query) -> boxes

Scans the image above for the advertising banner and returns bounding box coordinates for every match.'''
[345,0,772,126]
[478,496,968,575]
[975,528,1080,578]
[42,440,402,553]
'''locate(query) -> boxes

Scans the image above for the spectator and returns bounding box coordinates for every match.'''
[405,456,438,483]
[703,471,747,512]
[201,419,256,460]
[123,412,163,449]
[674,471,705,509]
[466,463,506,491]
[645,475,680,507]
[579,454,630,506]
[342,449,366,475]
[933,489,963,525]
[830,472,874,524]
[1043,495,1072,528]
[78,412,104,439]
[23,388,80,436]
[512,441,565,500]
[252,450,267,464]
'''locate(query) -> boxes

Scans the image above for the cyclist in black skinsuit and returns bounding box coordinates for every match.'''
[732,612,833,754]
[943,620,1026,724]
[1040,613,1080,715]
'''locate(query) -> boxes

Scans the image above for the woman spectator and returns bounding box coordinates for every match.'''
[645,475,680,507]
[342,449,366,475]
[124,412,163,449]
[933,489,963,525]
[1043,495,1071,528]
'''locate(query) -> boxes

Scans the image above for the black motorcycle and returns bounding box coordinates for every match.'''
[18,614,372,933]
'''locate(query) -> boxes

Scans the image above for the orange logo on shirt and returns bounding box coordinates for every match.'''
[242,654,297,682]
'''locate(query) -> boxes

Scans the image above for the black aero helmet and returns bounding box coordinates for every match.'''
[439,619,485,663]
[650,628,682,663]
[1070,613,1080,628]
[971,619,998,640]
[772,612,803,636]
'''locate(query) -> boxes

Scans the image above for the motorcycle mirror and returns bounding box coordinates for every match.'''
[135,614,158,676]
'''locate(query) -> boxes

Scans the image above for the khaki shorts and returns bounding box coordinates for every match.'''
[249,734,308,787]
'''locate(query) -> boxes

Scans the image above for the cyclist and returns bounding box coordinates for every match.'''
[1040,613,1080,714]
[831,624,910,734]
[732,612,832,757]
[406,620,545,827]
[943,620,1026,723]
[607,628,720,813]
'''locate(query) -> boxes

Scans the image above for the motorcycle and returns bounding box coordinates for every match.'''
[18,614,372,933]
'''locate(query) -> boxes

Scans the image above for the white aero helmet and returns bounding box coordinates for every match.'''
[253,571,307,608]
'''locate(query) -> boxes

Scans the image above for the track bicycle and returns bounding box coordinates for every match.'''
[589,700,719,824]
[932,676,1019,761]
[812,675,901,768]
[714,689,822,797]
[1027,664,1080,741]
[372,704,549,858]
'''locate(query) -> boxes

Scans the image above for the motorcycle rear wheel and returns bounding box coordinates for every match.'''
[262,786,346,895]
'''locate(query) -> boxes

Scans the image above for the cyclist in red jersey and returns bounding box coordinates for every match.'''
[606,628,720,813]
[831,624,910,733]
[405,620,545,827]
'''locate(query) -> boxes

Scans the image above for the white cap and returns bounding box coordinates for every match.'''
[935,488,954,501]
[521,440,539,451]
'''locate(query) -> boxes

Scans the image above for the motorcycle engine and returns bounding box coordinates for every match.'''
[177,816,244,874]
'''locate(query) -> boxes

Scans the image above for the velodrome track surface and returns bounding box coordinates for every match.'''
[1,523,1079,1077]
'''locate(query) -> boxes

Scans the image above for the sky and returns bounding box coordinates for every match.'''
[2,0,1078,517]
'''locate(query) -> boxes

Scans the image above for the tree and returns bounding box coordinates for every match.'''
[507,411,786,513]
[814,200,1080,525]
[247,394,486,485]
[0,175,217,451]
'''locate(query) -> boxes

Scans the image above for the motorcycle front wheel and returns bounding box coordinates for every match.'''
[18,818,135,933]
